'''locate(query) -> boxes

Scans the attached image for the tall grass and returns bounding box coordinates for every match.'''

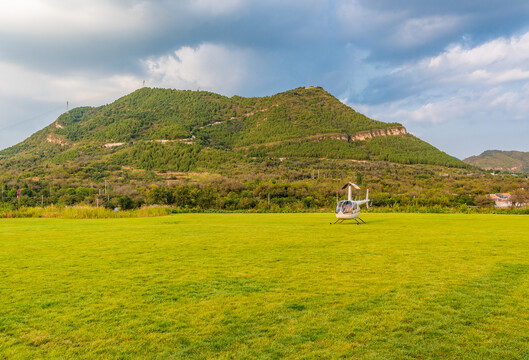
[370,204,529,214]
[1,204,527,219]
[0,205,172,219]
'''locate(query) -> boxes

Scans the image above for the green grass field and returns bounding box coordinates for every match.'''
[1,213,529,359]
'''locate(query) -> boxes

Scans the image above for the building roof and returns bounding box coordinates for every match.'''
[490,193,511,200]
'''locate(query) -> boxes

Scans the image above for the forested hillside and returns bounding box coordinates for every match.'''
[464,150,529,173]
[3,86,508,212]
[0,86,464,173]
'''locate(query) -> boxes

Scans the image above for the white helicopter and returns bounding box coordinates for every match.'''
[332,182,370,225]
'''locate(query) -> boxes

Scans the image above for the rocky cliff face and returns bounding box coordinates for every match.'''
[349,126,407,142]
[299,126,407,143]
[46,134,69,146]
[238,126,408,149]
[311,126,407,142]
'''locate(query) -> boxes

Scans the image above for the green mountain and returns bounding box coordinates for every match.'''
[464,150,529,173]
[0,86,465,177]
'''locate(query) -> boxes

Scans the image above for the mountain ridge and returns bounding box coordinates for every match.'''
[0,86,466,176]
[464,150,529,173]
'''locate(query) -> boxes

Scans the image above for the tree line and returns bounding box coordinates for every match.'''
[2,167,528,212]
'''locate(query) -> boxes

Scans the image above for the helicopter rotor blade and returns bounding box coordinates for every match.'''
[342,182,361,190]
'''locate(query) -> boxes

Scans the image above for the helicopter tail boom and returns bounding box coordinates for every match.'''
[356,189,370,207]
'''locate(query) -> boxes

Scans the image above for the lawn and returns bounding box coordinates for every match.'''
[1,213,529,359]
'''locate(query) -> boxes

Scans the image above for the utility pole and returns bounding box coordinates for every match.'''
[41,195,44,208]
[105,181,109,203]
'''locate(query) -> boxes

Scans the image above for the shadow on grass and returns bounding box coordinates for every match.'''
[329,220,386,225]
[354,263,529,358]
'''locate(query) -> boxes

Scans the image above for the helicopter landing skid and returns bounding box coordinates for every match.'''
[330,218,366,225]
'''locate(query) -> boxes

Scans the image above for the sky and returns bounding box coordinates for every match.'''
[2,0,529,159]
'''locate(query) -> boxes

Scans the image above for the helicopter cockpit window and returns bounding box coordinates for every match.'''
[335,202,342,214]
[336,200,354,214]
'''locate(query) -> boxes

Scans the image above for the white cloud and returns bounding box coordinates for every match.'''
[393,15,465,48]
[0,0,154,37]
[367,95,480,125]
[418,32,529,85]
[190,0,245,15]
[353,82,529,128]
[0,58,142,148]
[0,60,141,107]
[144,43,259,96]
[0,0,251,43]
[348,31,529,128]
[337,2,465,48]
[356,85,529,158]
[337,0,406,37]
